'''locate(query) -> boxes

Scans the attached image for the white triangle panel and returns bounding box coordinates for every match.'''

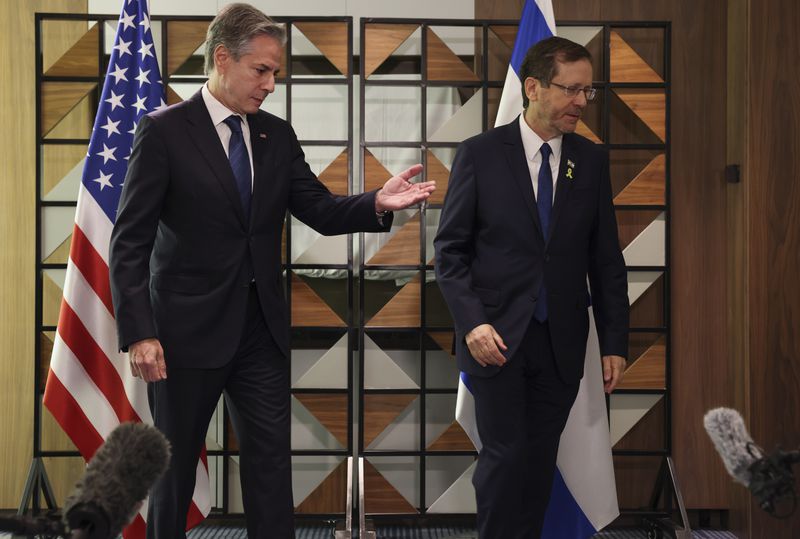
[428,88,483,143]
[623,212,665,267]
[291,455,343,507]
[368,398,419,451]
[44,158,83,202]
[628,271,662,305]
[609,393,663,446]
[364,335,419,389]
[291,396,345,450]
[294,334,348,389]
[427,460,477,513]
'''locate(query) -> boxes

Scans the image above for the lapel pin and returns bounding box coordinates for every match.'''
[566,159,576,180]
[259,133,267,139]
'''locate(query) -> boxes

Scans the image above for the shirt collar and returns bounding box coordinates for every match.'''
[202,83,247,127]
[519,114,563,163]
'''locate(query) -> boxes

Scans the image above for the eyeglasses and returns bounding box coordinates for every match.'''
[548,81,597,101]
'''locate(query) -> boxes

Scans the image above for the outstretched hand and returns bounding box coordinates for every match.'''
[375,164,435,212]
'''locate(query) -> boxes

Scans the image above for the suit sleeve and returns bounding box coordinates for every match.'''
[433,143,489,336]
[286,126,392,234]
[588,150,630,358]
[109,115,169,351]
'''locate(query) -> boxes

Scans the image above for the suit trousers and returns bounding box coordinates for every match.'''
[146,284,293,539]
[470,319,580,539]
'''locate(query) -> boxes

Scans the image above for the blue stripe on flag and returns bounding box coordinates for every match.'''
[541,469,597,538]
[459,371,472,393]
[509,0,555,76]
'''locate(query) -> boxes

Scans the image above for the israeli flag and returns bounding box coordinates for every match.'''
[455,1,620,536]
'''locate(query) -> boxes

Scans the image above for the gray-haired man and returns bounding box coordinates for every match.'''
[110,3,433,537]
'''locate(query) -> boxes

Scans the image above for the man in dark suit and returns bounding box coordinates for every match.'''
[434,36,629,538]
[109,4,434,538]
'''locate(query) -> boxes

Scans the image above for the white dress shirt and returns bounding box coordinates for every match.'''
[519,114,562,204]
[201,83,255,190]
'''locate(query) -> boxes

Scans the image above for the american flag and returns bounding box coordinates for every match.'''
[43,1,210,536]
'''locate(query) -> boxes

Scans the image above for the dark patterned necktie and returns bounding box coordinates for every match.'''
[534,142,552,322]
[223,115,252,218]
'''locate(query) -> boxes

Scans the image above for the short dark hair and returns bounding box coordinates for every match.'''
[204,3,287,75]
[519,36,592,108]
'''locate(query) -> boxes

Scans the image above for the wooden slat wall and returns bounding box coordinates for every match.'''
[476,0,733,515]
[0,0,88,509]
[745,0,800,536]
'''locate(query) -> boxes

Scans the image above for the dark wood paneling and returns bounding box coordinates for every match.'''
[747,0,800,535]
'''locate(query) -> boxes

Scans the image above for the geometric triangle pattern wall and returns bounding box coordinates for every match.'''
[38,13,668,520]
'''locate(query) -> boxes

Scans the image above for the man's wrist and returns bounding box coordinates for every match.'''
[375,188,388,214]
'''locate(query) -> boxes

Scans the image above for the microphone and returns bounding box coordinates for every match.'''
[704,407,799,517]
[63,422,171,538]
[703,407,764,486]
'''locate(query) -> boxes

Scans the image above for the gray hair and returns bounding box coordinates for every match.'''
[204,3,287,75]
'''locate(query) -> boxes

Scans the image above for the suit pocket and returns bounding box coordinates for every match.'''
[151,274,209,295]
[473,286,501,307]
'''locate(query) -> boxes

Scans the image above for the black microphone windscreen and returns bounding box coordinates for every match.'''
[704,407,763,486]
[63,422,171,539]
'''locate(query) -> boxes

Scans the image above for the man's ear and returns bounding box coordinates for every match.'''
[524,77,539,104]
[213,44,230,74]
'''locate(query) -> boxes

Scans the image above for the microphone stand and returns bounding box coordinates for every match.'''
[748,446,800,518]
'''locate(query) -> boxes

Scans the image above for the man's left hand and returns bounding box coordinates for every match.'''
[375,164,435,211]
[602,355,626,394]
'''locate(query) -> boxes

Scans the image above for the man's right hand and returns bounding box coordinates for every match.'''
[129,338,167,382]
[465,324,508,367]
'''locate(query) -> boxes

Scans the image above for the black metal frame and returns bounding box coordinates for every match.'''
[32,13,355,522]
[358,17,672,525]
[31,11,672,530]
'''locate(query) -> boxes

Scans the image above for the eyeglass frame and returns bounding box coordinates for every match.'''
[546,81,597,101]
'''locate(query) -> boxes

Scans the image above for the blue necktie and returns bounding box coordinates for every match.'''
[534,142,553,322]
[223,115,252,218]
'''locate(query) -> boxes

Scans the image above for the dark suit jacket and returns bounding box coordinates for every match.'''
[110,90,390,368]
[434,118,629,383]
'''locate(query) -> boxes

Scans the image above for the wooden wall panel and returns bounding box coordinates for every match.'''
[746,0,800,535]
[0,0,87,509]
[725,0,749,534]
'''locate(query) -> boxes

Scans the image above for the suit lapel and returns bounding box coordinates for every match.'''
[502,119,544,240]
[247,113,272,227]
[184,91,248,228]
[547,133,577,245]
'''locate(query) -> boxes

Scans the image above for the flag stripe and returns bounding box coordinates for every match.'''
[540,470,596,538]
[70,225,114,314]
[50,333,124,437]
[124,515,146,539]
[509,0,556,74]
[57,301,140,423]
[42,370,105,458]
[61,258,151,422]
[75,184,113,264]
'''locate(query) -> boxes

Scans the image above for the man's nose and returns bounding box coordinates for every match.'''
[262,74,275,93]
[573,90,588,107]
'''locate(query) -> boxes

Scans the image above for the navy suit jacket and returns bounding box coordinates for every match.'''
[110,91,390,368]
[434,118,629,382]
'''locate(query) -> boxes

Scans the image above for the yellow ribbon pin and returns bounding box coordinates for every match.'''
[566,167,574,179]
